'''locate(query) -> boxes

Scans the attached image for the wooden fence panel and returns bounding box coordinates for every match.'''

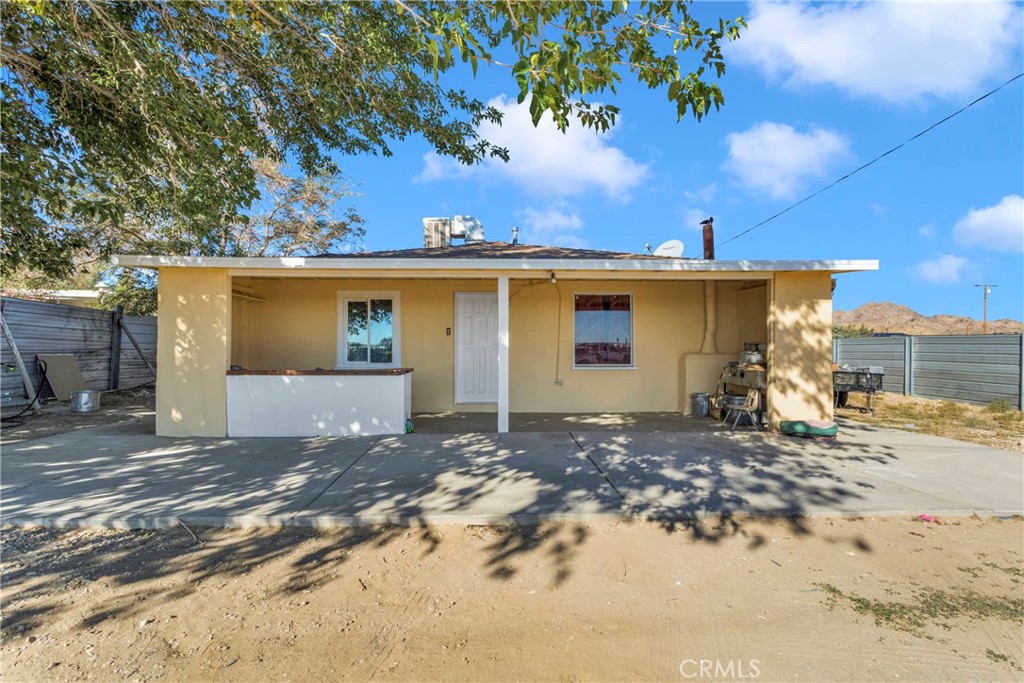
[1,297,157,407]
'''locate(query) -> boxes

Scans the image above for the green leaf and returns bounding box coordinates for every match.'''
[1,0,744,274]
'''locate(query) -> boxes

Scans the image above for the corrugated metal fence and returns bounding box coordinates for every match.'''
[1,297,156,407]
[834,334,1023,409]
[830,337,906,394]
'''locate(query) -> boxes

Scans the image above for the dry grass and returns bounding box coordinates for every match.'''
[836,393,1023,452]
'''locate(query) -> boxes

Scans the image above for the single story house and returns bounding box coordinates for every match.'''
[0,286,109,308]
[114,232,876,438]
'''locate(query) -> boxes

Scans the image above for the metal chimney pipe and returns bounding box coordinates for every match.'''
[700,217,715,260]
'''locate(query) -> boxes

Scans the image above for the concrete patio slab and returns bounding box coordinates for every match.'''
[574,420,1024,519]
[294,432,625,526]
[575,431,954,519]
[827,422,1024,514]
[1,417,1020,529]
[1,421,158,495]
[2,428,375,528]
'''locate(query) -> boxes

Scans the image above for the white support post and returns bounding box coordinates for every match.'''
[497,275,510,433]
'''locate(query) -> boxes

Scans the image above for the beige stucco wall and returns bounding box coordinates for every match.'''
[234,278,496,412]
[230,277,764,413]
[737,284,769,345]
[677,281,768,409]
[767,272,834,426]
[152,269,839,435]
[156,267,231,437]
[681,353,735,414]
[231,295,256,369]
[510,280,702,412]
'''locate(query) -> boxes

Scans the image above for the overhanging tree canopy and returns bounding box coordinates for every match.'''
[1,0,744,277]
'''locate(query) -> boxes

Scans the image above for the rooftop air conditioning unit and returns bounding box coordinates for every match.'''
[455,215,485,243]
[422,217,451,248]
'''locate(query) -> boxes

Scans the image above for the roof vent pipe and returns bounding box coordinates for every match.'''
[512,226,519,245]
[700,217,715,260]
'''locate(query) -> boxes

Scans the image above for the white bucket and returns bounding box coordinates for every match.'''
[70,390,101,413]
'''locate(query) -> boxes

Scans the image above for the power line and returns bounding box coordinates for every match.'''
[717,72,1024,251]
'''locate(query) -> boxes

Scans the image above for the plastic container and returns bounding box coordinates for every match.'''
[690,392,710,417]
[70,389,101,413]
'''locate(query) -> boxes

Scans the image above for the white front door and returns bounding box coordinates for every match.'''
[455,292,499,404]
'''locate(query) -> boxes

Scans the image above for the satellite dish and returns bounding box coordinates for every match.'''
[653,239,684,258]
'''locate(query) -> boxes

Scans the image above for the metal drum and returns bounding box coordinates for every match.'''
[70,389,101,413]
[690,392,710,417]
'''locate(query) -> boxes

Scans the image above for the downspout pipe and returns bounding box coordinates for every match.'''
[700,281,717,353]
[699,216,717,353]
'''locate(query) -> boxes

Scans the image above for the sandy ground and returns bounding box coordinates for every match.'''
[3,390,1022,680]
[0,386,155,446]
[836,392,1024,453]
[2,517,1022,682]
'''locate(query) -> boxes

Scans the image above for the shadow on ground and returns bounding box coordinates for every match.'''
[0,420,919,641]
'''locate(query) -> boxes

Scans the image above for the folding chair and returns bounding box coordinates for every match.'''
[724,388,760,431]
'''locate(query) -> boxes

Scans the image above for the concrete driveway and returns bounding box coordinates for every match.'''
[2,418,1021,528]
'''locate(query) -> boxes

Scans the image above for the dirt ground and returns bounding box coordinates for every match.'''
[2,517,1022,682]
[3,390,1022,681]
[835,392,1024,453]
[0,386,155,445]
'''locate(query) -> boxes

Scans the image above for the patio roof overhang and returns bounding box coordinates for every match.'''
[113,254,879,279]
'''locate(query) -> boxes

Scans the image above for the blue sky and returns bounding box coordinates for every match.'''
[332,2,1024,322]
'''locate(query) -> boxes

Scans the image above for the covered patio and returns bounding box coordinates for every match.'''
[224,270,778,436]
[113,244,876,439]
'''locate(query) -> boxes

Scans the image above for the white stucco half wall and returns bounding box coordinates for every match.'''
[226,374,412,437]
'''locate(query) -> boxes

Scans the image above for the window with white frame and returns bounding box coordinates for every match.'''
[337,292,400,367]
[573,293,633,367]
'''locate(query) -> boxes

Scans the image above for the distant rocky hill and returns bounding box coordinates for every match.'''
[834,302,1024,336]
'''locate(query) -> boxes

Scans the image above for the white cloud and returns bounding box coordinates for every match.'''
[681,207,711,232]
[416,153,462,183]
[731,2,1023,102]
[518,206,586,247]
[723,122,850,199]
[953,195,1024,253]
[684,182,717,204]
[916,254,969,284]
[415,95,648,200]
[918,224,935,238]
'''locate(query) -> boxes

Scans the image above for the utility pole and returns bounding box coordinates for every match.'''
[974,284,996,334]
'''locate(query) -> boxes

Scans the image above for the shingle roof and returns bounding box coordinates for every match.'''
[313,242,683,260]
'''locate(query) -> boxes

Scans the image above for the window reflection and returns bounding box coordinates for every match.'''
[346,298,393,364]
[370,299,393,363]
[574,294,632,366]
[346,301,368,362]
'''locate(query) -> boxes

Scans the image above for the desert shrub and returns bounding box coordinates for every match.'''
[985,399,1016,414]
[962,416,984,429]
[936,401,966,418]
[994,411,1023,427]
